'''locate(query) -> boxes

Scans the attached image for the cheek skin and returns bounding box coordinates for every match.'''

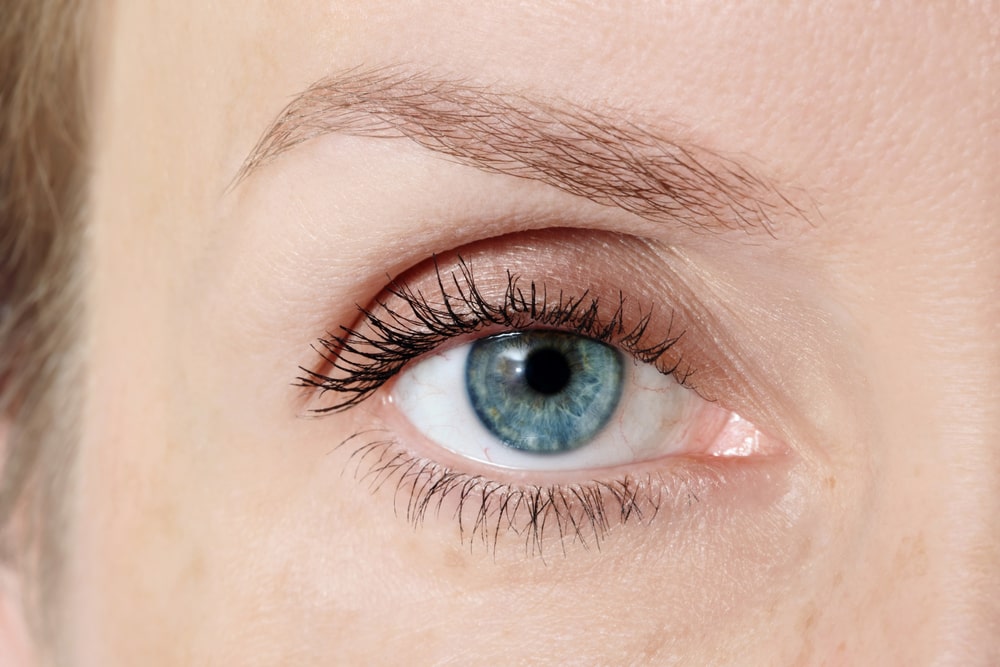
[81,417,821,665]
[73,206,825,665]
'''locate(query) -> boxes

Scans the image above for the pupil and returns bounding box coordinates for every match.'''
[524,348,572,395]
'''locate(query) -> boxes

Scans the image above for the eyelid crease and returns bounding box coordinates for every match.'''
[235,65,813,236]
[297,256,690,413]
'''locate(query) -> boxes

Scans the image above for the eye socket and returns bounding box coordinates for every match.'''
[300,237,793,552]
[390,328,737,472]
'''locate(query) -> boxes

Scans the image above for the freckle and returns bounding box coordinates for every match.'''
[825,476,837,490]
[794,603,818,664]
[181,552,206,586]
[894,533,928,577]
[442,545,467,570]
[802,605,817,631]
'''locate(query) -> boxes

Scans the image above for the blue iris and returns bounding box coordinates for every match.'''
[465,330,624,453]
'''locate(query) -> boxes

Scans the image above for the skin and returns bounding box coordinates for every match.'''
[11,1,1000,664]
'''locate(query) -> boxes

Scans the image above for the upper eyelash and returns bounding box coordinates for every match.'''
[297,257,689,412]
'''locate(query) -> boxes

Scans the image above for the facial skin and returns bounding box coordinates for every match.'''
[32,1,998,664]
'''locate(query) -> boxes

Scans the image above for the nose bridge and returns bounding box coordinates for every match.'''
[861,207,1000,662]
[822,422,999,662]
[933,257,1000,659]
[936,385,1000,660]
[822,267,1000,662]
[898,308,1000,661]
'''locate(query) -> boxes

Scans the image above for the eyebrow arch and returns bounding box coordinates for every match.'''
[235,66,808,234]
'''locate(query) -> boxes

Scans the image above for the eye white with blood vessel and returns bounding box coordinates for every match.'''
[390,329,772,472]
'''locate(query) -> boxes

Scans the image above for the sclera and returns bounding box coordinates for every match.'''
[390,336,744,472]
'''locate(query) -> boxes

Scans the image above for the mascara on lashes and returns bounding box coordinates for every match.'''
[297,257,737,555]
[296,257,689,413]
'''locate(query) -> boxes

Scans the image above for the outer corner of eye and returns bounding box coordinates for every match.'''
[294,362,367,418]
[386,328,776,474]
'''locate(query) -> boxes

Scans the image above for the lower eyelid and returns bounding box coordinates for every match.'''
[320,332,794,554]
[330,423,798,556]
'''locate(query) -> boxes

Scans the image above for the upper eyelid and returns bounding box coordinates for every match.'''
[232,65,813,237]
[297,256,690,413]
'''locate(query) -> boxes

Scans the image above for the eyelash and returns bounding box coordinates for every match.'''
[297,257,690,411]
[336,430,712,558]
[298,257,702,555]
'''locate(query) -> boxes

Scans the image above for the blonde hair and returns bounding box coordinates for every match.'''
[0,0,90,640]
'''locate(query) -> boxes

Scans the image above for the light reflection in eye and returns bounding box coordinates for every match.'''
[390,329,738,472]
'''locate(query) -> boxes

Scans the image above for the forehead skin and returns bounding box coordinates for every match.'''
[68,1,998,665]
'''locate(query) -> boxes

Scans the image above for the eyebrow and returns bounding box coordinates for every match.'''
[236,66,808,234]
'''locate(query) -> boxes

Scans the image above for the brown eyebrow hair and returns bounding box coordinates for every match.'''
[236,66,808,234]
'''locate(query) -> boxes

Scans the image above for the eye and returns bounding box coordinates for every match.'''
[391,329,732,471]
[298,241,785,552]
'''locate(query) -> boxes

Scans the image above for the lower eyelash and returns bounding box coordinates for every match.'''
[338,430,706,558]
[298,257,688,413]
